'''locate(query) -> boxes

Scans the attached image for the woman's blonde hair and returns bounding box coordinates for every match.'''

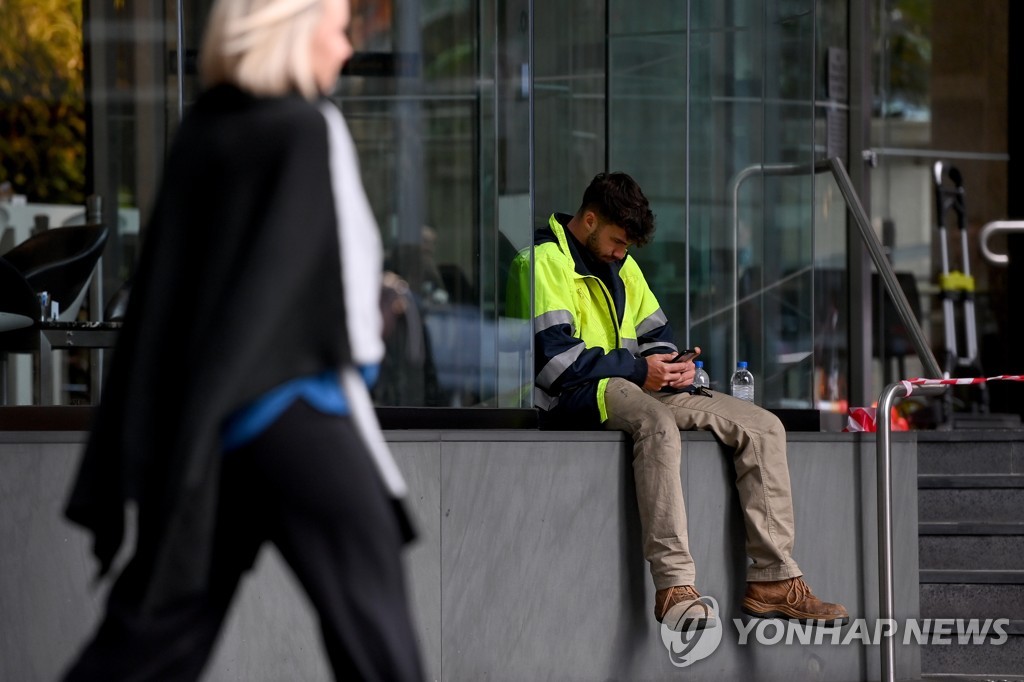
[199,0,326,99]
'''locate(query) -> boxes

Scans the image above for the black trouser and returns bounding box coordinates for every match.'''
[63,399,424,681]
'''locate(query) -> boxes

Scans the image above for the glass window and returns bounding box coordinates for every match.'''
[607,0,842,410]
[870,0,1011,410]
[335,0,533,408]
[4,0,870,416]
[1,0,91,404]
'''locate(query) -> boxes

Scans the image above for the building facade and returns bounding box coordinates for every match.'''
[1,0,1019,420]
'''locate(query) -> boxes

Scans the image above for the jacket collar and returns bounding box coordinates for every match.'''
[543,213,627,322]
[543,212,620,279]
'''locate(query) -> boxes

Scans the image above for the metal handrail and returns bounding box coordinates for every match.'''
[824,157,947,682]
[875,381,946,682]
[728,160,827,370]
[980,220,1024,266]
[824,157,944,379]
[727,157,944,379]
[875,382,904,682]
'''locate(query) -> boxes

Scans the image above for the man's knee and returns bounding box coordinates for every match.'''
[624,401,679,445]
[730,399,785,436]
[606,386,678,435]
[756,406,785,435]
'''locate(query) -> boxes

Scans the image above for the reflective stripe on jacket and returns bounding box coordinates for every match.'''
[507,213,677,428]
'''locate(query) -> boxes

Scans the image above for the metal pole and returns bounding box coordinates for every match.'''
[729,162,808,370]
[957,200,980,364]
[876,381,904,682]
[876,381,946,682]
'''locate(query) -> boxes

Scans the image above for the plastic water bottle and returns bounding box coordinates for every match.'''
[693,360,710,389]
[730,361,755,402]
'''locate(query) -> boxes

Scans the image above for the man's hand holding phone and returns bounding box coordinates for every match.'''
[669,349,699,364]
[643,346,701,391]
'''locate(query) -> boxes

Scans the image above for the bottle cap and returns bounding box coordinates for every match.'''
[738,361,748,368]
[695,360,703,368]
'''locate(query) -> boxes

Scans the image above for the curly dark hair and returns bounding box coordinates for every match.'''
[576,172,656,246]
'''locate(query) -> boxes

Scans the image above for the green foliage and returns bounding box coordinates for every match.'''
[875,0,932,116]
[0,0,86,205]
[888,0,931,104]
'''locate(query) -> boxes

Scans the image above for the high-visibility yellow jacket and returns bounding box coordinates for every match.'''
[507,213,678,427]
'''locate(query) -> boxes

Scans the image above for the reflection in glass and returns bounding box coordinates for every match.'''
[338,0,532,408]
[5,0,869,414]
[608,0,848,411]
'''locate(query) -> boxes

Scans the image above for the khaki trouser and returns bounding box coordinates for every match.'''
[603,378,802,589]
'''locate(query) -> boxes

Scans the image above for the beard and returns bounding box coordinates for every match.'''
[586,230,616,263]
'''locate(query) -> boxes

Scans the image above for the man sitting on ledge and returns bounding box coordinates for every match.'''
[507,171,849,631]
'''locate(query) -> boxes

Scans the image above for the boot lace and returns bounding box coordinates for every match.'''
[674,585,700,601]
[662,585,700,611]
[786,577,813,605]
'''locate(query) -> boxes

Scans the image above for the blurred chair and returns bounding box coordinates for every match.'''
[0,224,110,404]
[2,224,108,321]
[0,256,38,344]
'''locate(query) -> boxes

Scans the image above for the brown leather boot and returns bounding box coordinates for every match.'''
[742,577,849,625]
[655,585,717,631]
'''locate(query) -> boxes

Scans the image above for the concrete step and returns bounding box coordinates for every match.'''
[920,570,1024,585]
[919,489,1024,524]
[920,584,1024,620]
[919,474,1024,489]
[921,676,1024,682]
[916,433,1024,678]
[916,431,1024,476]
[920,522,1024,535]
[918,472,1024,525]
[920,536,1024,572]
[921,520,1024,536]
[919,488,1024,523]
[921,626,1024,677]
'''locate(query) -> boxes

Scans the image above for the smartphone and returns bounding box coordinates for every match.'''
[669,349,698,363]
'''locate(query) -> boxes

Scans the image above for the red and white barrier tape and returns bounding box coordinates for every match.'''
[900,375,1024,396]
[844,375,1024,432]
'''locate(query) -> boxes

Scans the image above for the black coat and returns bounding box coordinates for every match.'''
[66,85,351,613]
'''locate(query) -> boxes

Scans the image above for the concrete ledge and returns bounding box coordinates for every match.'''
[0,430,920,681]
